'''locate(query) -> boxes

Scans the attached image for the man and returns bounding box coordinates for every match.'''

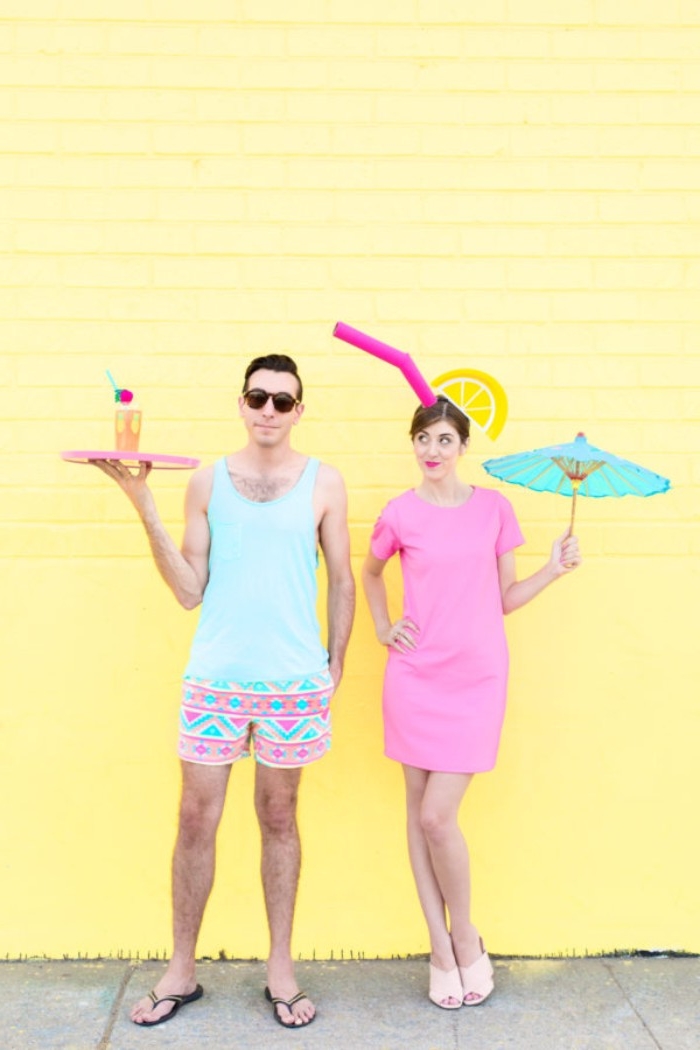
[94,354,355,1029]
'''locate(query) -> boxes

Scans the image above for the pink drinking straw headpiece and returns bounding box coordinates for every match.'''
[333,322,437,407]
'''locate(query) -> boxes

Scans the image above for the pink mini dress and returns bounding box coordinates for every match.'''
[370,487,525,773]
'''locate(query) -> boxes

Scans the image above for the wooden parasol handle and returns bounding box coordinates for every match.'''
[567,480,580,539]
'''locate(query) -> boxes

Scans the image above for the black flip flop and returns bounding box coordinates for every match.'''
[136,983,204,1027]
[264,986,316,1029]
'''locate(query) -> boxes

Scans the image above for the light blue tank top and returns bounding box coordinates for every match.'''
[184,456,328,682]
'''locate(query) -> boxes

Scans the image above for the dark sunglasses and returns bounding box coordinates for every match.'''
[242,388,300,413]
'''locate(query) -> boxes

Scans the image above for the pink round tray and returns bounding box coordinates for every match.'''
[62,450,200,470]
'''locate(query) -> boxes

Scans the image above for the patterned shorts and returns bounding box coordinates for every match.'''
[178,671,334,768]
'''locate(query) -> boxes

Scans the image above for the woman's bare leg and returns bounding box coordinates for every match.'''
[415,769,483,971]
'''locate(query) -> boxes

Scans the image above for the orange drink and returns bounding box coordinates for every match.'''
[115,404,142,451]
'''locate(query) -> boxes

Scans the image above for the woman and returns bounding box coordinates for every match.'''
[362,398,581,1009]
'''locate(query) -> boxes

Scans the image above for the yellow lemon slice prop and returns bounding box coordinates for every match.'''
[431,369,508,441]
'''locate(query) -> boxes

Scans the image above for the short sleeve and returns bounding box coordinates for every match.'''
[370,501,401,561]
[495,494,525,557]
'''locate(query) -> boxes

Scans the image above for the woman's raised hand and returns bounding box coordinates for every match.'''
[551,531,582,575]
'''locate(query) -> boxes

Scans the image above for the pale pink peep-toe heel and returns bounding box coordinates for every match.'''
[428,964,464,1010]
[459,939,494,1006]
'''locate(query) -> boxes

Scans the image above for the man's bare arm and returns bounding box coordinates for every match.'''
[316,464,355,688]
[92,460,212,610]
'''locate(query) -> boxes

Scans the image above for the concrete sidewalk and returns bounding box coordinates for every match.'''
[2,956,698,1050]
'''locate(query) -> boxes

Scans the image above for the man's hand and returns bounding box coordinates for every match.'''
[329,661,343,691]
[91,459,154,518]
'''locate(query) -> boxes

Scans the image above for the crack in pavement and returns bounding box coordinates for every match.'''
[96,963,137,1049]
[603,961,663,1050]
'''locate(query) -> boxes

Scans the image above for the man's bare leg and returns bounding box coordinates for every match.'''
[254,763,315,1027]
[131,761,231,1025]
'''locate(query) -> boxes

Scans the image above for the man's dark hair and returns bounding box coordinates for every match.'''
[243,354,303,401]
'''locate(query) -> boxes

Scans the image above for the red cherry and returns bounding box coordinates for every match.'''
[119,389,134,403]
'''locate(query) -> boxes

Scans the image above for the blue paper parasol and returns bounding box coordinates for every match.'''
[482,432,670,535]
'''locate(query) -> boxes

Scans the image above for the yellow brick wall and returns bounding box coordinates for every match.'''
[1,3,698,958]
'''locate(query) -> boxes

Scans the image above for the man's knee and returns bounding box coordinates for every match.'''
[178,781,226,844]
[255,779,299,837]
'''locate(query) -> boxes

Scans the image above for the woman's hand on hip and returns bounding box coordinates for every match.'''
[380,618,420,652]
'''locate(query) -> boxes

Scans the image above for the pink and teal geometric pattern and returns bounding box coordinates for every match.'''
[178,672,334,768]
